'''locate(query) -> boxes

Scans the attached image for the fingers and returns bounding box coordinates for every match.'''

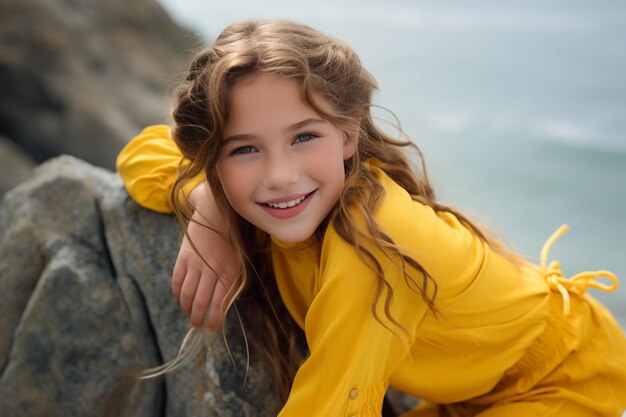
[174,244,228,329]
[178,270,200,316]
[171,205,240,331]
[190,273,217,328]
[206,279,230,331]
[172,258,186,299]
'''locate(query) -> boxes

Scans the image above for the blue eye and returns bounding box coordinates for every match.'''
[231,145,256,155]
[294,133,317,144]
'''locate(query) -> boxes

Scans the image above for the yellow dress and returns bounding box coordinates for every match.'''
[117,125,626,417]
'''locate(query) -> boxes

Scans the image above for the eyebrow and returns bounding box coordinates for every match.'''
[223,118,325,143]
[286,118,325,132]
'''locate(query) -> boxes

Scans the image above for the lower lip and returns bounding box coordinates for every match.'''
[260,191,316,220]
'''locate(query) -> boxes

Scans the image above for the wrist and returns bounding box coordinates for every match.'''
[188,181,208,208]
[188,182,224,230]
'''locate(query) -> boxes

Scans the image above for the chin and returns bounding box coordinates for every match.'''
[268,227,315,244]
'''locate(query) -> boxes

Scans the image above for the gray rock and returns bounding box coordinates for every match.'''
[0,156,279,417]
[0,0,200,171]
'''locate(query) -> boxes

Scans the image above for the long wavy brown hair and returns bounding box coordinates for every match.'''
[167,19,514,402]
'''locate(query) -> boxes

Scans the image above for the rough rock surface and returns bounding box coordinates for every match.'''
[0,156,279,417]
[0,0,199,172]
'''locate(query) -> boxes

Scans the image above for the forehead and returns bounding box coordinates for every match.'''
[224,73,332,136]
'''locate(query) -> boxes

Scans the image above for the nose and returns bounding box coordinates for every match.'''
[262,151,299,189]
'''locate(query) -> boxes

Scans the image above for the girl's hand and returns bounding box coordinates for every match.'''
[171,182,239,331]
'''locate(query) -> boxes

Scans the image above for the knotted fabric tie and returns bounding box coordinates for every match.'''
[540,224,619,316]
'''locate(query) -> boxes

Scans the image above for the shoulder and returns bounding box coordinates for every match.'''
[322,161,487,282]
[322,161,442,251]
[364,162,445,247]
[319,162,432,268]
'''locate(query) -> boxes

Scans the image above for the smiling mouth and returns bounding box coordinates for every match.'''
[262,191,314,209]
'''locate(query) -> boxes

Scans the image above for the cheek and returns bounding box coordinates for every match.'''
[216,159,259,216]
[309,150,346,193]
[216,161,241,204]
[307,137,346,166]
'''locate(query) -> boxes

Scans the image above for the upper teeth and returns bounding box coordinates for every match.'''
[267,195,305,209]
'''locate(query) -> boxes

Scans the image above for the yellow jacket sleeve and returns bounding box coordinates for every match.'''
[278,226,429,417]
[115,125,204,213]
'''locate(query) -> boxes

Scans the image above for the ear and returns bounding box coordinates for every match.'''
[342,115,361,160]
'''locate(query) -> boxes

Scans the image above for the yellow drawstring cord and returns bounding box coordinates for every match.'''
[540,224,619,316]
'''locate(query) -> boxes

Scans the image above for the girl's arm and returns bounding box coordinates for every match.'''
[173,182,239,329]
[116,125,238,329]
[278,226,429,416]
[116,125,203,213]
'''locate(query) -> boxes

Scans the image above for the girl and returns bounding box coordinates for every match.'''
[116,19,626,416]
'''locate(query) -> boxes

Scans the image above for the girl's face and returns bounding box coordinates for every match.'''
[216,73,358,243]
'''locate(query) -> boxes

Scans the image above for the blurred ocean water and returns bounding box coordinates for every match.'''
[157,1,626,324]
